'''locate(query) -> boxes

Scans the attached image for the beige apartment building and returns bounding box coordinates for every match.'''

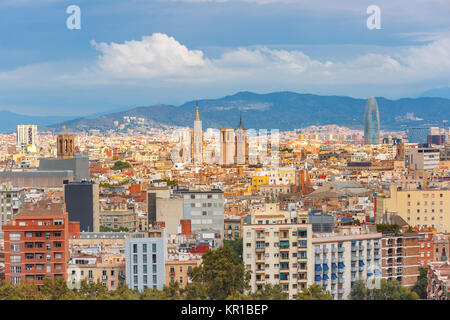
[165,253,202,288]
[100,206,138,231]
[376,185,450,233]
[67,254,125,291]
[243,208,313,300]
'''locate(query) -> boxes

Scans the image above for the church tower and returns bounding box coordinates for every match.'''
[192,102,203,165]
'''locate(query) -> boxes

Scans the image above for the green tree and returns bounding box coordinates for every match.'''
[112,161,132,171]
[188,245,250,300]
[297,284,332,300]
[40,278,79,300]
[226,290,252,300]
[412,267,428,299]
[109,284,140,300]
[350,279,419,300]
[223,238,243,262]
[251,284,288,300]
[184,282,208,300]
[78,279,109,300]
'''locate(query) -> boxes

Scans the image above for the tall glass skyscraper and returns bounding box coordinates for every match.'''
[364,97,380,145]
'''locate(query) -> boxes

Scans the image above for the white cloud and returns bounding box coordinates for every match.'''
[0,33,450,96]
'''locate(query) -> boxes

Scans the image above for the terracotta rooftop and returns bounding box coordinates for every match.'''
[16,199,65,217]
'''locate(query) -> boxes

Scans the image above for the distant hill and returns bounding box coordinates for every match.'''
[420,87,450,99]
[0,111,74,133]
[26,91,450,132]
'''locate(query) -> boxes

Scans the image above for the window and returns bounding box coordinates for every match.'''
[54,219,63,225]
[152,243,156,253]
[9,233,21,241]
[153,265,157,273]
[133,244,138,254]
[142,244,147,253]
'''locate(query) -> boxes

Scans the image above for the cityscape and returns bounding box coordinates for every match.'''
[0,0,449,308]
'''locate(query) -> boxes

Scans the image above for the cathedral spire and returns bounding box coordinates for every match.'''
[195,102,200,121]
[238,114,243,129]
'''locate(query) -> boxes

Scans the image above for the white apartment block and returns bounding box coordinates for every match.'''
[312,229,383,300]
[16,124,38,147]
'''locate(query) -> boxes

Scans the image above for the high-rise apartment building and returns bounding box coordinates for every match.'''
[16,125,37,147]
[312,228,382,300]
[380,233,419,288]
[0,183,25,226]
[363,97,380,145]
[2,200,80,286]
[174,189,224,248]
[243,220,313,299]
[125,233,166,291]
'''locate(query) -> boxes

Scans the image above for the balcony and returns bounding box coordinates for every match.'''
[331,257,337,263]
[315,247,323,254]
[374,254,381,260]
[256,268,265,273]
[331,288,337,295]
[366,255,372,260]
[351,255,358,262]
[323,258,329,264]
[323,248,329,254]
[359,266,364,272]
[331,247,337,253]
[338,268,345,274]
[359,245,364,251]
[338,289,345,294]
[367,244,372,250]
[351,266,357,272]
[315,258,323,264]
[255,256,265,262]
[374,243,380,249]
[255,247,266,253]
[338,278,345,284]
[338,247,345,253]
[351,246,357,252]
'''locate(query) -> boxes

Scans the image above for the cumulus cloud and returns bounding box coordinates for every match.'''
[0,32,450,94]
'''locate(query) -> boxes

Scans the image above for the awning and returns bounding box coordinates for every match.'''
[323,274,329,280]
[315,264,322,271]
[338,263,345,268]
[323,264,329,271]
[332,263,337,269]
[359,261,365,266]
[315,275,322,281]
[280,240,289,246]
[367,272,373,276]
[331,273,338,279]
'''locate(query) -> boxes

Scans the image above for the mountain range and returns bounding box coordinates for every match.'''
[1,91,449,133]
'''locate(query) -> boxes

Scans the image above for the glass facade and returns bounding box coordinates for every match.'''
[364,97,380,145]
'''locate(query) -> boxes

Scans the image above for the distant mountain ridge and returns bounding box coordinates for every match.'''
[0,111,74,133]
[3,91,450,132]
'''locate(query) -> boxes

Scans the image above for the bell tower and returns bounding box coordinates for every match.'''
[57,133,75,159]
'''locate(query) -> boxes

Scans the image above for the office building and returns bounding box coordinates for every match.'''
[64,181,100,232]
[2,200,80,286]
[407,127,429,144]
[125,233,167,291]
[363,97,380,145]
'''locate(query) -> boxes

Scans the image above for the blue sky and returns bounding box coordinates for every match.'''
[0,0,449,115]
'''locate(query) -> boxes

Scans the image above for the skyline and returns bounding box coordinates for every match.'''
[0,1,449,116]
